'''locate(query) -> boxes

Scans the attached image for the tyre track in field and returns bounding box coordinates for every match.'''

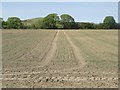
[40,31,59,67]
[3,31,59,73]
[64,31,86,69]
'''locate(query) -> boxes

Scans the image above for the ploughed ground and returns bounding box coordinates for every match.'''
[2,30,118,88]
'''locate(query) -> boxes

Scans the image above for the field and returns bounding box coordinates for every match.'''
[2,29,118,88]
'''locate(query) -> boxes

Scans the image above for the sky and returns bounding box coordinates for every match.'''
[1,0,120,2]
[2,2,118,23]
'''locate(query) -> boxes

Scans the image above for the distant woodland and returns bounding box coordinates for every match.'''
[0,13,120,29]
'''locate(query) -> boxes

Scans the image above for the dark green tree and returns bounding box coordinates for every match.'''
[78,22,95,29]
[103,16,116,29]
[60,14,76,29]
[2,21,8,29]
[0,18,3,29]
[42,13,59,29]
[6,17,23,29]
[115,23,120,29]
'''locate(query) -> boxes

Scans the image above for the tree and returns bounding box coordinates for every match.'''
[56,21,64,29]
[0,18,3,29]
[6,17,23,29]
[103,16,116,29]
[78,22,95,29]
[95,23,104,29]
[115,23,120,29]
[2,21,7,29]
[60,14,76,29]
[42,13,59,29]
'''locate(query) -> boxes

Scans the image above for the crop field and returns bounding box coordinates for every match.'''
[2,29,118,88]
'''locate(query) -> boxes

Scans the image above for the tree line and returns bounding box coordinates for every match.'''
[0,13,120,29]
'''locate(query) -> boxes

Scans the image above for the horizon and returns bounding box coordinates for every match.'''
[2,2,118,23]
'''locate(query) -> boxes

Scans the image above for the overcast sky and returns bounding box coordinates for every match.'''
[2,2,118,23]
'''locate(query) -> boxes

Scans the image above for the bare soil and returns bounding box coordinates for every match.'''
[2,30,118,88]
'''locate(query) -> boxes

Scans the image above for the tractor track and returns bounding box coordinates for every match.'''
[64,31,86,70]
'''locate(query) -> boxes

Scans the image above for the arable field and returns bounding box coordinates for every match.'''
[2,29,118,88]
